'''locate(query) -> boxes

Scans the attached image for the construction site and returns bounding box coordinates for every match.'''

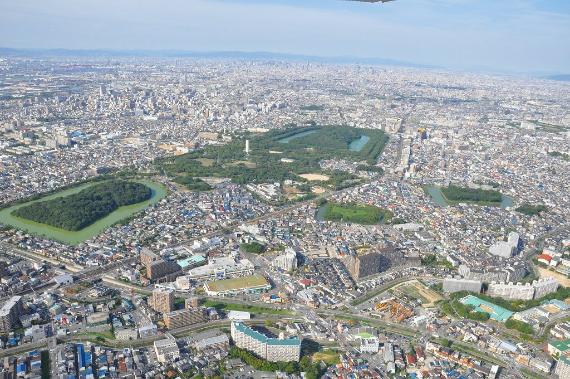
[372,298,414,323]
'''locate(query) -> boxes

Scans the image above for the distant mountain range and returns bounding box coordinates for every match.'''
[0,47,436,69]
[546,74,570,82]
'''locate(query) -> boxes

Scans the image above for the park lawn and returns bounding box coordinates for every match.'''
[312,350,340,365]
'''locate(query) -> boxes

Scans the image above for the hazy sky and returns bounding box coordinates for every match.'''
[1,0,569,73]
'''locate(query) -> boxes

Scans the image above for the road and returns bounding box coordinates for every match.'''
[1,188,566,376]
[317,309,420,338]
[539,310,570,335]
[351,275,437,307]
[0,241,83,272]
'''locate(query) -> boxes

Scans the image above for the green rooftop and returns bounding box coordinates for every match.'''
[177,255,206,268]
[550,339,570,352]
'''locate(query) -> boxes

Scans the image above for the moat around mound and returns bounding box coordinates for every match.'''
[0,180,166,245]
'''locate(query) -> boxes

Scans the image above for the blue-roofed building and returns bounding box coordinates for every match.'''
[231,321,301,362]
[76,344,85,369]
[98,355,107,364]
[30,359,42,370]
[16,362,27,374]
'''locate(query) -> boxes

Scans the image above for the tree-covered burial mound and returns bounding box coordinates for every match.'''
[12,180,152,231]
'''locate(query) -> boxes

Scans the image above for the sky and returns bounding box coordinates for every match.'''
[0,0,569,73]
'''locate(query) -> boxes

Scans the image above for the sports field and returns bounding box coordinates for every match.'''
[460,295,513,322]
[205,274,270,293]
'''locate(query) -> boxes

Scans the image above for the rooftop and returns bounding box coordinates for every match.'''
[0,296,21,317]
[233,322,301,346]
[550,339,570,352]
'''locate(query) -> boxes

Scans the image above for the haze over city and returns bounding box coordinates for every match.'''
[1,0,570,73]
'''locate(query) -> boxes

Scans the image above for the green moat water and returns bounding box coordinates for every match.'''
[0,180,167,245]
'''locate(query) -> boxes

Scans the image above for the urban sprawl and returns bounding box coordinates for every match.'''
[0,56,569,379]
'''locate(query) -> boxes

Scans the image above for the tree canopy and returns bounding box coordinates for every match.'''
[12,180,152,231]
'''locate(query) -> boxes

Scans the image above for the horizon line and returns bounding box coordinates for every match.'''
[0,46,567,77]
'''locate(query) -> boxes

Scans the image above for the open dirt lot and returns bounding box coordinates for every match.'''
[299,173,330,181]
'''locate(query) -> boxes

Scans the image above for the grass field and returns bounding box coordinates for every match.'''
[312,350,340,365]
[196,158,215,167]
[77,330,115,340]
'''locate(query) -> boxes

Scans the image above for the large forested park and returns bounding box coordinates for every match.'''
[157,125,388,191]
[12,180,152,231]
[440,184,503,204]
[321,201,394,225]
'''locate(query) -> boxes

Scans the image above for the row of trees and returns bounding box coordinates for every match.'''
[228,347,325,379]
[515,203,548,216]
[12,180,151,231]
[474,287,570,312]
[447,287,570,312]
[440,299,490,321]
[548,151,570,161]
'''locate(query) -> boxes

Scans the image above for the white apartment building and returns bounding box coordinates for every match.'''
[231,322,301,362]
[271,248,298,272]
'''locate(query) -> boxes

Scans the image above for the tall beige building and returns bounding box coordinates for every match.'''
[163,308,206,329]
[151,288,174,314]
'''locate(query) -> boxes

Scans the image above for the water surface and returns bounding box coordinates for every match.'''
[348,135,370,152]
[277,130,317,143]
